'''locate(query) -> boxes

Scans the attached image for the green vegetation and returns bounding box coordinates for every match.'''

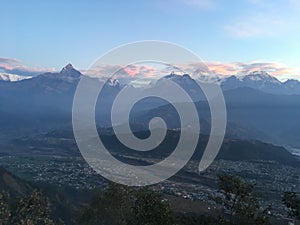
[0,190,61,225]
[282,192,300,220]
[213,174,270,225]
[78,176,274,225]
[131,189,174,225]
[78,183,132,225]
[0,170,299,225]
[78,183,174,225]
[0,192,10,224]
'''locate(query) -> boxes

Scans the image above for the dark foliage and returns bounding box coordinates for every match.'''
[213,174,270,225]
[0,190,63,225]
[282,192,300,220]
[78,183,174,225]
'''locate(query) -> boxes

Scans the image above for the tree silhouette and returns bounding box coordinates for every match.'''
[0,190,59,225]
[78,182,131,225]
[213,174,270,225]
[79,183,174,225]
[282,192,300,220]
[131,189,174,225]
[0,192,10,224]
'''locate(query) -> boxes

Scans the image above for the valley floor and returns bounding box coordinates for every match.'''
[0,155,299,220]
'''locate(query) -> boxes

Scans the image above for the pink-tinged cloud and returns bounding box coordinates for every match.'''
[0,57,55,76]
[83,64,159,79]
[123,65,141,77]
[122,64,157,77]
[82,65,123,78]
[202,61,295,79]
[205,62,238,76]
[84,61,297,81]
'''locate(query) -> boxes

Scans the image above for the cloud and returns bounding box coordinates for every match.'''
[123,64,157,77]
[82,64,159,79]
[82,64,123,78]
[0,57,55,76]
[225,1,300,38]
[0,58,20,64]
[177,61,297,81]
[205,62,239,75]
[84,60,297,82]
[172,61,294,79]
[225,14,287,38]
[203,61,295,80]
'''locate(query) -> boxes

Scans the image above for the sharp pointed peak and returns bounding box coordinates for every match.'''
[59,63,81,78]
[61,63,75,72]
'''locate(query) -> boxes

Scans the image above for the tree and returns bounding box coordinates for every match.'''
[0,190,59,225]
[11,190,55,225]
[79,183,175,225]
[78,182,132,225]
[0,192,10,224]
[282,192,300,220]
[213,174,269,225]
[131,189,174,225]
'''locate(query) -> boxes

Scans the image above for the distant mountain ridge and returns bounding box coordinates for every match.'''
[7,129,299,166]
[218,71,300,95]
[1,64,300,150]
[0,166,33,196]
[2,64,300,95]
[151,70,300,96]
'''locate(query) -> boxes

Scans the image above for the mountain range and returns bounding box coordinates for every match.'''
[220,71,300,95]
[164,71,300,95]
[3,65,300,95]
[0,64,300,155]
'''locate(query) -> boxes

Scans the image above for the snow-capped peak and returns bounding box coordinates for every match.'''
[233,71,281,85]
[61,63,74,72]
[0,73,32,82]
[106,78,120,87]
[249,70,270,76]
[248,71,277,80]
[197,74,224,84]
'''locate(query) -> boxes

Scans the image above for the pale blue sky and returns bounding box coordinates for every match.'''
[0,0,299,79]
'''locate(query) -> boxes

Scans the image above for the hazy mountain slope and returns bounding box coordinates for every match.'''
[0,166,33,196]
[5,129,299,167]
[0,66,300,150]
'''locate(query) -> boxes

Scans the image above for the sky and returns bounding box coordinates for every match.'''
[0,0,300,80]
